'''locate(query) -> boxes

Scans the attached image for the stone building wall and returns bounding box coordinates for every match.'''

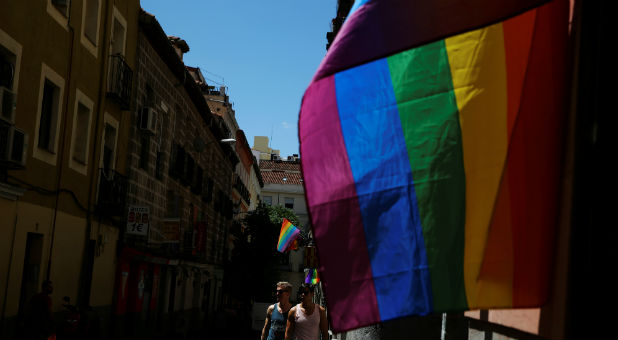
[125,31,234,264]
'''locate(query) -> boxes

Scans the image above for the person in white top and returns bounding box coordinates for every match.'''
[285,283,328,340]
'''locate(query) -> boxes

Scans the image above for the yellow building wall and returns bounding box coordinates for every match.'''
[2,201,55,317]
[0,199,19,318]
[90,223,119,307]
[47,211,86,309]
[253,136,270,153]
[0,201,119,317]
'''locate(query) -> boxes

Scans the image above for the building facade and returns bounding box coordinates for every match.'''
[1,0,139,338]
[257,157,309,297]
[186,66,264,244]
[252,135,280,161]
[109,10,241,336]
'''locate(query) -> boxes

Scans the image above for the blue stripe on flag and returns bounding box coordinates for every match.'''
[335,58,434,320]
[348,0,372,19]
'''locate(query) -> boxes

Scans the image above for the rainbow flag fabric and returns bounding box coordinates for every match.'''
[299,0,569,332]
[305,269,320,285]
[277,218,301,252]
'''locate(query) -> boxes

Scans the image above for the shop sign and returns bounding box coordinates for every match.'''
[162,219,181,243]
[127,206,149,236]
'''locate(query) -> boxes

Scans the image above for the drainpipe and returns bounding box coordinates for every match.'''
[0,208,19,332]
[79,0,112,308]
[46,0,75,281]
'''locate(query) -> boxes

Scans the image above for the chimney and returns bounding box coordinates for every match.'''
[168,36,190,61]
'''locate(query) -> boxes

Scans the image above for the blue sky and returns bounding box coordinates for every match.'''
[141,0,337,158]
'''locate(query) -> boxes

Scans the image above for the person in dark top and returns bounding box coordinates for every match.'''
[25,280,54,340]
[261,282,293,340]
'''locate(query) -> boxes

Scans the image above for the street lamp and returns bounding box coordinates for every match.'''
[193,137,235,152]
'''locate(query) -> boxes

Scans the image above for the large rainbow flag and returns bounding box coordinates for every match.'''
[299,0,569,332]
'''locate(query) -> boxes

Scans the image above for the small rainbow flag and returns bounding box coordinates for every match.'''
[277,218,300,253]
[305,269,320,285]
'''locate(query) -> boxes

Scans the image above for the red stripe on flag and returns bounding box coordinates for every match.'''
[299,76,380,331]
[509,0,569,306]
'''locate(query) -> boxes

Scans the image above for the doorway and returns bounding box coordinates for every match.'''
[17,233,44,314]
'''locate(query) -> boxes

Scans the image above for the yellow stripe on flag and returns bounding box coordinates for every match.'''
[444,23,512,308]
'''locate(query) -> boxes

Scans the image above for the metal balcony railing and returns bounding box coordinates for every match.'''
[234,175,250,206]
[96,168,128,216]
[107,54,133,110]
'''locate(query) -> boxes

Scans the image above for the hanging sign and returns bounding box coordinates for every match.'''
[162,219,181,243]
[127,206,150,236]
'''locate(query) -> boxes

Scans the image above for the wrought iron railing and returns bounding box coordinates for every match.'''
[96,168,128,216]
[107,54,133,109]
[234,175,250,206]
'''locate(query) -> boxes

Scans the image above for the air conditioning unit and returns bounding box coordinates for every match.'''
[0,86,16,124]
[139,106,157,135]
[0,121,28,167]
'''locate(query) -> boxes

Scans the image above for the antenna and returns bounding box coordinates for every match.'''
[270,124,274,149]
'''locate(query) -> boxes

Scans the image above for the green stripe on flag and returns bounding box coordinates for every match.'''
[387,41,468,311]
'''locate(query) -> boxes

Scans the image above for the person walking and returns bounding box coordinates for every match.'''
[24,280,55,340]
[285,283,328,340]
[261,282,294,340]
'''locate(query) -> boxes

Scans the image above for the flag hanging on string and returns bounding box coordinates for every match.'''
[299,0,569,332]
[305,268,320,285]
[277,218,300,252]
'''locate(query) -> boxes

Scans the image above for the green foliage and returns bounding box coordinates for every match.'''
[224,203,302,302]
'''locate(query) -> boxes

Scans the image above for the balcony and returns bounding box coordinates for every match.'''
[233,175,250,206]
[96,168,128,216]
[107,54,133,110]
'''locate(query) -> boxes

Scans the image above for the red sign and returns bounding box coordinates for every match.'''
[127,263,148,313]
[194,222,207,254]
[150,266,160,311]
[115,261,130,315]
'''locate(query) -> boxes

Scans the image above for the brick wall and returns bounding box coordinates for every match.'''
[124,32,235,265]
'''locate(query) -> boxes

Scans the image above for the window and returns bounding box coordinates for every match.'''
[47,0,70,29]
[1,29,22,124]
[51,0,69,16]
[81,0,101,56]
[0,30,21,91]
[139,135,150,171]
[33,63,65,165]
[170,144,185,179]
[192,167,203,195]
[72,104,90,163]
[100,113,118,173]
[203,178,214,203]
[166,190,183,218]
[69,89,93,175]
[184,155,194,186]
[38,81,59,151]
[285,197,294,210]
[263,196,272,206]
[110,7,127,56]
[155,151,164,180]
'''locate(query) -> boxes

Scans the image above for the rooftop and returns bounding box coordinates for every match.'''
[261,171,303,185]
[259,160,301,172]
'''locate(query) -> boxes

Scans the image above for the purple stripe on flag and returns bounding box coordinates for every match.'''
[313,0,549,81]
[299,75,380,331]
